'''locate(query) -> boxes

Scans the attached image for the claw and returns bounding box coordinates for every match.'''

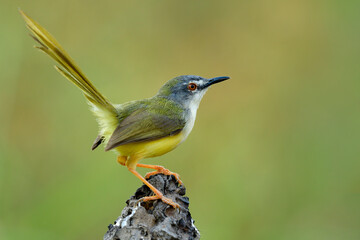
[145,166,183,185]
[142,194,180,208]
[128,167,180,209]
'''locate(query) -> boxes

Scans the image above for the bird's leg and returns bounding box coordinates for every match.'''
[136,164,183,185]
[127,167,180,208]
[117,156,182,185]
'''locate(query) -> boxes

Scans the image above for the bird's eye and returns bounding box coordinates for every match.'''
[187,83,197,91]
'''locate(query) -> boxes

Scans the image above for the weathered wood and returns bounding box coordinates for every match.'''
[104,174,200,240]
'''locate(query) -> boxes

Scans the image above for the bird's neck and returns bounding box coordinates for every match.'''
[156,90,207,143]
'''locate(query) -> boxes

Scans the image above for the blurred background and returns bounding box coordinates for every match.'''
[1,0,359,239]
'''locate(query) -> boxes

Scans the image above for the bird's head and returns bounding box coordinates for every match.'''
[157,75,229,110]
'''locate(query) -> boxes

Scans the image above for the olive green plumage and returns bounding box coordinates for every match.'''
[104,97,186,151]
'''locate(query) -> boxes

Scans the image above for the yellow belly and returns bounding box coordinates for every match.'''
[114,132,184,159]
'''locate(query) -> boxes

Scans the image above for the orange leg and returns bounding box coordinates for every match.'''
[117,156,182,185]
[127,168,179,208]
[117,156,179,208]
[137,164,183,185]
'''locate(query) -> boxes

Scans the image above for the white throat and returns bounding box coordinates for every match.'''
[181,90,207,142]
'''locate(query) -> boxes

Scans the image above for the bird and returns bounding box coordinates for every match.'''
[20,10,229,208]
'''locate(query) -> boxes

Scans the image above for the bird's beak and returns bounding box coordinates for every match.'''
[204,76,230,88]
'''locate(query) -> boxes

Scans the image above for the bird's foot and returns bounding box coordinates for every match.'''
[145,166,183,185]
[128,167,180,209]
[141,194,180,209]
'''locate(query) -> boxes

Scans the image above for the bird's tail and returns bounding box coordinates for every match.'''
[20,10,117,115]
[20,10,119,140]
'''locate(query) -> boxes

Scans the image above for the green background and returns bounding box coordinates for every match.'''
[1,0,359,239]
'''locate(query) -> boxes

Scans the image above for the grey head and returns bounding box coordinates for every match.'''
[157,75,229,110]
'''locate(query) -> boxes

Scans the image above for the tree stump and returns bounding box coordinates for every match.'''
[104,174,200,240]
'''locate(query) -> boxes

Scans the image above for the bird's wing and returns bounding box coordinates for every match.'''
[105,107,185,151]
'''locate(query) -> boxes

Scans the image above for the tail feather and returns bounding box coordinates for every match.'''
[20,10,116,114]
